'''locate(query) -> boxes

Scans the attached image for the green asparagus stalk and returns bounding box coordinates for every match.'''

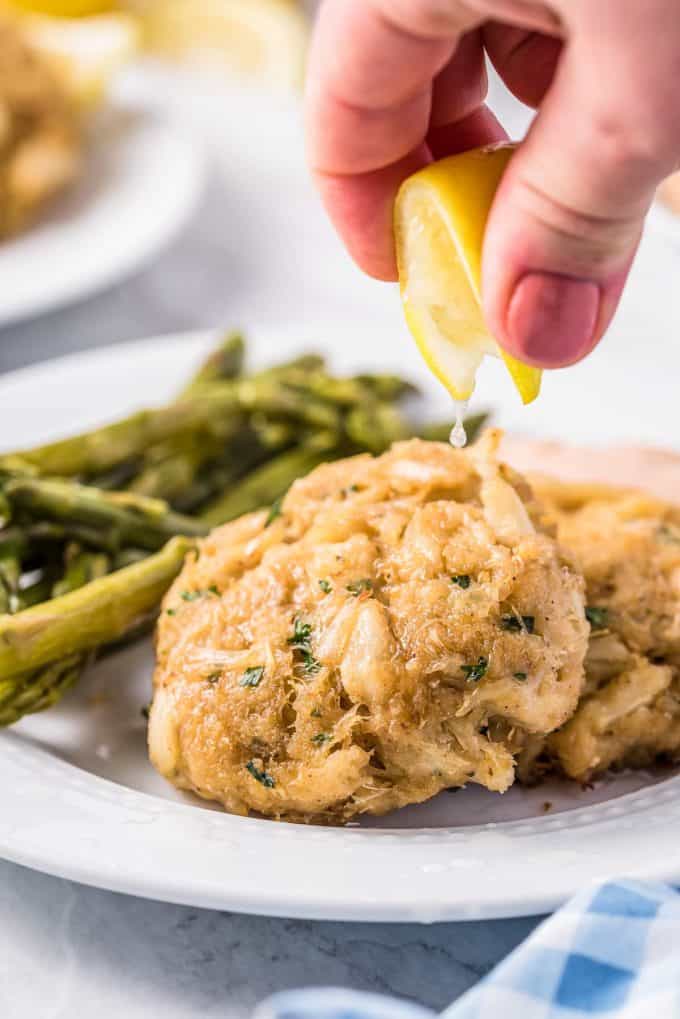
[231,378,341,431]
[353,373,418,401]
[4,372,330,480]
[0,553,20,614]
[281,370,416,408]
[3,392,244,478]
[0,536,192,680]
[345,402,410,454]
[1,548,111,721]
[5,478,208,551]
[0,653,87,726]
[201,444,336,526]
[52,547,110,598]
[179,331,245,396]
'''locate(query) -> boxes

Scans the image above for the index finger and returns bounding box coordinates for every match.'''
[305,0,481,279]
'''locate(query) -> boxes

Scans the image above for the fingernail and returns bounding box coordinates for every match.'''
[505,272,600,368]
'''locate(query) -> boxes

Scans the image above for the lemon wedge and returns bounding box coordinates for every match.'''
[4,0,115,14]
[395,144,541,405]
[129,0,308,92]
[17,11,139,107]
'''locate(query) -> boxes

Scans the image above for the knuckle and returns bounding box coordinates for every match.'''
[512,173,641,272]
[591,108,677,183]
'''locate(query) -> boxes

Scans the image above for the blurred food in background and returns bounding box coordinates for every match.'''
[17,8,139,108]
[0,1,137,236]
[0,14,81,237]
[2,0,311,125]
[125,0,309,92]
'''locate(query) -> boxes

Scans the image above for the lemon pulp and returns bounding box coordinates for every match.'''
[395,144,541,409]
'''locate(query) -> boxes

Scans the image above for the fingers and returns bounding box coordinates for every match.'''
[427,105,507,161]
[483,2,680,367]
[483,24,561,107]
[428,32,507,158]
[306,0,484,280]
[315,147,431,281]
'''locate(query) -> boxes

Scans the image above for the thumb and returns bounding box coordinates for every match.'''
[481,27,679,369]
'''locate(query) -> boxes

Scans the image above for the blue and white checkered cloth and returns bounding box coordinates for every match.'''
[255,881,680,1019]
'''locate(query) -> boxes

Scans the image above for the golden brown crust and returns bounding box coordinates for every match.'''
[150,436,588,822]
[511,442,680,784]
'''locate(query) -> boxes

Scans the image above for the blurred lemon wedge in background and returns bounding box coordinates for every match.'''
[5,0,115,14]
[128,0,308,91]
[395,144,541,405]
[16,10,139,107]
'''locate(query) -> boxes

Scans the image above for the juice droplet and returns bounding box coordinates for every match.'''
[449,400,468,448]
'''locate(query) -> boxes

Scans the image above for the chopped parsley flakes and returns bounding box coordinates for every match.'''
[318,579,332,594]
[288,618,322,675]
[246,761,275,788]
[240,666,265,688]
[346,578,372,597]
[461,656,488,682]
[288,618,312,648]
[180,585,220,602]
[451,574,471,589]
[586,606,609,630]
[513,671,528,682]
[500,614,535,634]
[311,732,332,745]
[301,652,322,675]
[265,498,283,527]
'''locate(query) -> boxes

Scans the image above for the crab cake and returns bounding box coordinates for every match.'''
[149,432,588,823]
[518,484,680,784]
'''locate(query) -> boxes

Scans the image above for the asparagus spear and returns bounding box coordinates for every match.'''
[0,536,192,680]
[0,552,20,614]
[345,402,409,454]
[353,373,418,401]
[3,392,244,478]
[4,374,329,480]
[127,425,259,502]
[179,331,245,396]
[231,378,341,431]
[0,653,86,726]
[201,444,336,526]
[1,548,112,721]
[5,478,207,551]
[51,547,110,598]
[281,370,416,408]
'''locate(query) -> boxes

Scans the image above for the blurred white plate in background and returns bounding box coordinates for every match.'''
[2,326,680,922]
[0,100,203,326]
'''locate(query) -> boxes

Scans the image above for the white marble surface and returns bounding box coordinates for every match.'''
[0,859,538,1018]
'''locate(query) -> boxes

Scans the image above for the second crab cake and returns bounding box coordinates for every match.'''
[149,432,588,823]
[519,484,680,783]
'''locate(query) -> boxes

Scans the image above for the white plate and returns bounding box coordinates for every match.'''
[0,100,203,326]
[2,321,680,923]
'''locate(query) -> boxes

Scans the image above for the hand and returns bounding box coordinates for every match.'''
[305,1,680,368]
